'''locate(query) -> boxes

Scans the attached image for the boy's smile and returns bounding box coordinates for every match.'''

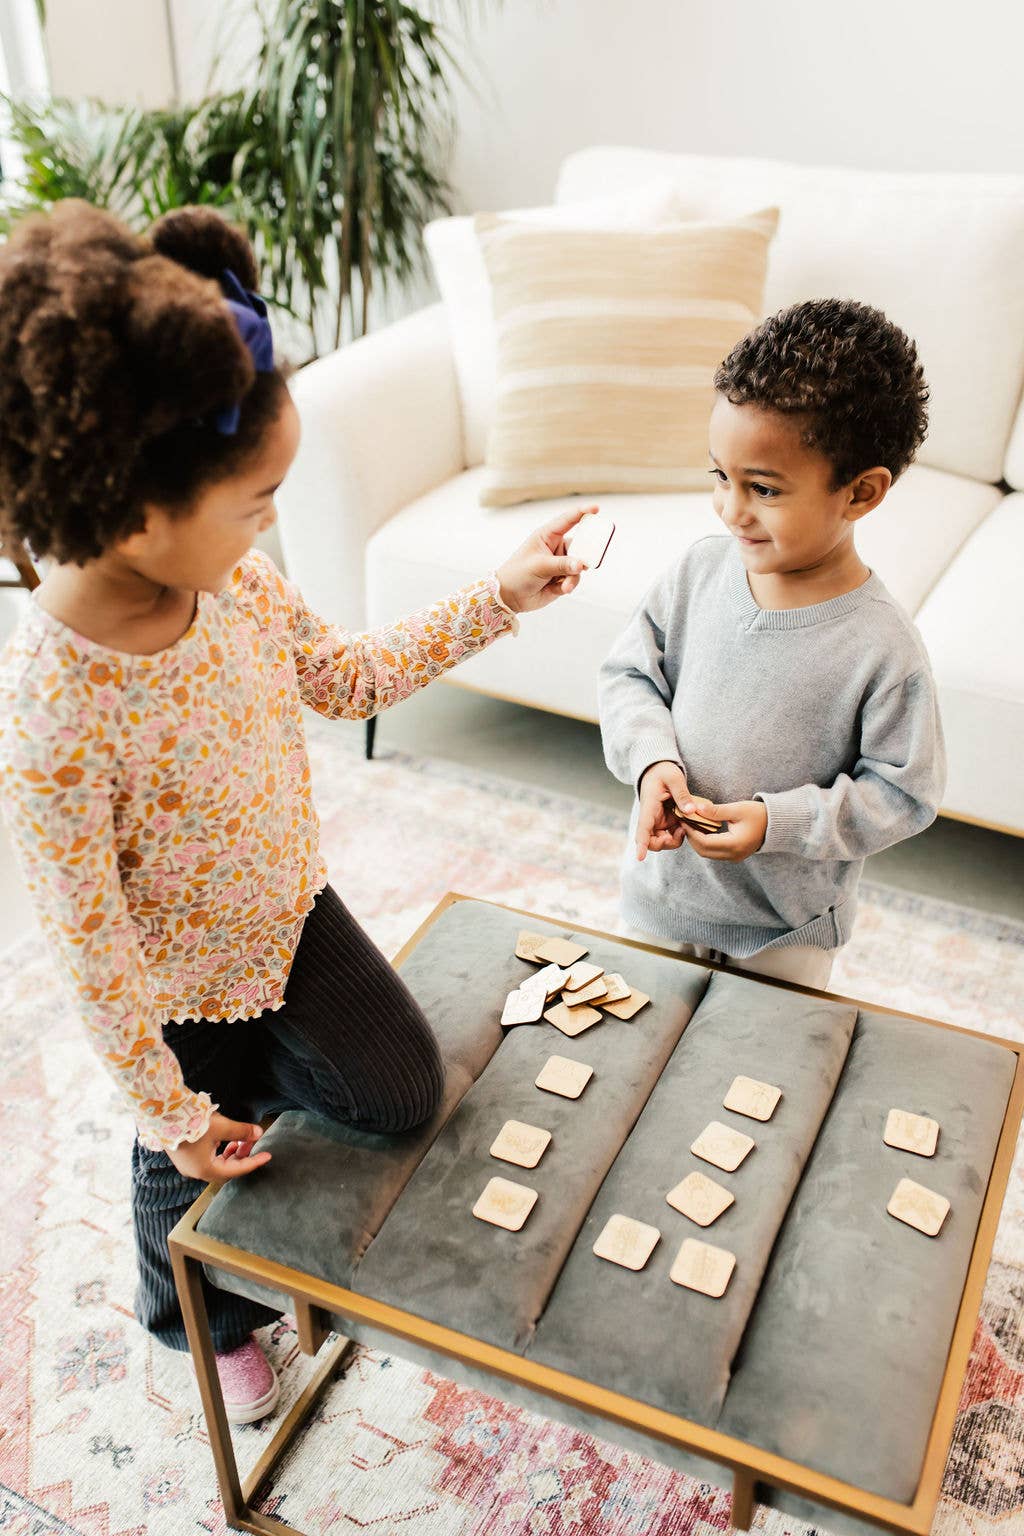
[708,396,890,607]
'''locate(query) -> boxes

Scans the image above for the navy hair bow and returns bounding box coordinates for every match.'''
[213,268,276,435]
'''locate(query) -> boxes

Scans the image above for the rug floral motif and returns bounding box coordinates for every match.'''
[1,718,1023,1535]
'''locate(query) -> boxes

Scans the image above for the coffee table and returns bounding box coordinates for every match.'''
[170,893,1024,1536]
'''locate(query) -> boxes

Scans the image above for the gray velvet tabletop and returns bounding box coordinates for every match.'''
[196,897,1016,1512]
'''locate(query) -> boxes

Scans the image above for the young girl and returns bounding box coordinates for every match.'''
[0,201,587,1424]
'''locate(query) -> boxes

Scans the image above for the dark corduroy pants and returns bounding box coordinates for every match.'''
[130,883,445,1352]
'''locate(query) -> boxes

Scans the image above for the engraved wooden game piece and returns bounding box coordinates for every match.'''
[473,1176,538,1231]
[535,1054,593,1099]
[545,1000,603,1037]
[562,960,605,991]
[490,1120,552,1170]
[601,987,651,1020]
[666,1170,735,1227]
[520,963,570,1001]
[887,1177,950,1237]
[500,987,545,1027]
[691,1120,755,1173]
[594,973,632,1006]
[884,1108,940,1158]
[562,976,612,1008]
[535,936,590,968]
[672,803,727,835]
[723,1075,783,1123]
[515,930,550,963]
[593,1213,661,1271]
[670,1237,736,1297]
[569,509,616,570]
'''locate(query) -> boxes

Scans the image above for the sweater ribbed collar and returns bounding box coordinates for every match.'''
[729,542,882,631]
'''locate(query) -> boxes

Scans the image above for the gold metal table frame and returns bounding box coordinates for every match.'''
[170,892,1024,1536]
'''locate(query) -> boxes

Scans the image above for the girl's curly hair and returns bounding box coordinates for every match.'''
[714,298,929,488]
[0,200,289,565]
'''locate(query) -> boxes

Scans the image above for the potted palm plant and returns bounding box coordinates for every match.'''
[1,0,484,359]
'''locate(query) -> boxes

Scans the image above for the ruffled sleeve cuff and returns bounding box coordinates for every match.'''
[135,1090,218,1154]
[484,573,521,637]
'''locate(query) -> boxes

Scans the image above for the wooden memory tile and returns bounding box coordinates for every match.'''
[535,1054,593,1099]
[593,1214,661,1271]
[594,973,632,1006]
[490,1119,552,1170]
[515,930,551,963]
[601,987,651,1021]
[562,961,605,992]
[562,976,612,1008]
[887,1177,950,1237]
[473,1176,538,1231]
[884,1108,939,1158]
[520,963,571,1001]
[670,1237,736,1297]
[690,1120,755,1173]
[536,937,590,968]
[500,987,545,1027]
[545,1001,603,1037]
[723,1075,783,1123]
[666,1170,735,1227]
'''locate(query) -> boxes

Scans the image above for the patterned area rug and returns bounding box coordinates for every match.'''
[2,715,1024,1536]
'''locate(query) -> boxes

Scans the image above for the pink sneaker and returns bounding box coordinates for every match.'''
[190,1334,280,1425]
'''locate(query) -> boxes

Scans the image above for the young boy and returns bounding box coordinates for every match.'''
[598,298,945,990]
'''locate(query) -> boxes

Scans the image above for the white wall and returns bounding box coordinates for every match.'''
[33,0,1024,197]
[45,0,176,105]
[446,0,1024,212]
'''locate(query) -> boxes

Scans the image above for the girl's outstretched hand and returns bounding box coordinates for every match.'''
[166,1110,272,1182]
[495,505,597,613]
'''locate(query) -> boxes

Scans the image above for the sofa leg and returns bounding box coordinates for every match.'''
[365,716,377,760]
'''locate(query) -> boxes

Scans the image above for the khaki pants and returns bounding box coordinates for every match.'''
[620,923,837,991]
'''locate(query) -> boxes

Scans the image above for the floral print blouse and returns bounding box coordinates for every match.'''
[0,551,517,1152]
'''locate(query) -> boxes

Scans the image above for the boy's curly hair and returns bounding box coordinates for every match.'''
[714,298,929,488]
[0,200,289,565]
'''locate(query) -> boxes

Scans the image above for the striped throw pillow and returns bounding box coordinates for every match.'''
[476,208,779,507]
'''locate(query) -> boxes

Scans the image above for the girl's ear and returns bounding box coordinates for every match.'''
[125,255,253,437]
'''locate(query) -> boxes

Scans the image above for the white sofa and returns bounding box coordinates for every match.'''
[276,147,1024,836]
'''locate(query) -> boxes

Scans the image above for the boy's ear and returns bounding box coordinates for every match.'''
[843,466,892,521]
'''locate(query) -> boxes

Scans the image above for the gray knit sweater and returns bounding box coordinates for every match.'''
[598,536,945,956]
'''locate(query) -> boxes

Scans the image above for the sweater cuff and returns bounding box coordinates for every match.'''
[485,572,520,636]
[754,788,817,855]
[630,735,686,796]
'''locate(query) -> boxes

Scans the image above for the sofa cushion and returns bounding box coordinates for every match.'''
[475,209,778,506]
[528,971,857,1424]
[718,1006,1017,1503]
[353,930,710,1353]
[915,493,1024,829]
[555,148,1024,485]
[1005,396,1024,492]
[424,181,686,468]
[364,463,999,721]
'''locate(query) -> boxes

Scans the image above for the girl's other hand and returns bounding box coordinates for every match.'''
[495,505,597,613]
[166,1111,272,1182]
[636,761,691,862]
